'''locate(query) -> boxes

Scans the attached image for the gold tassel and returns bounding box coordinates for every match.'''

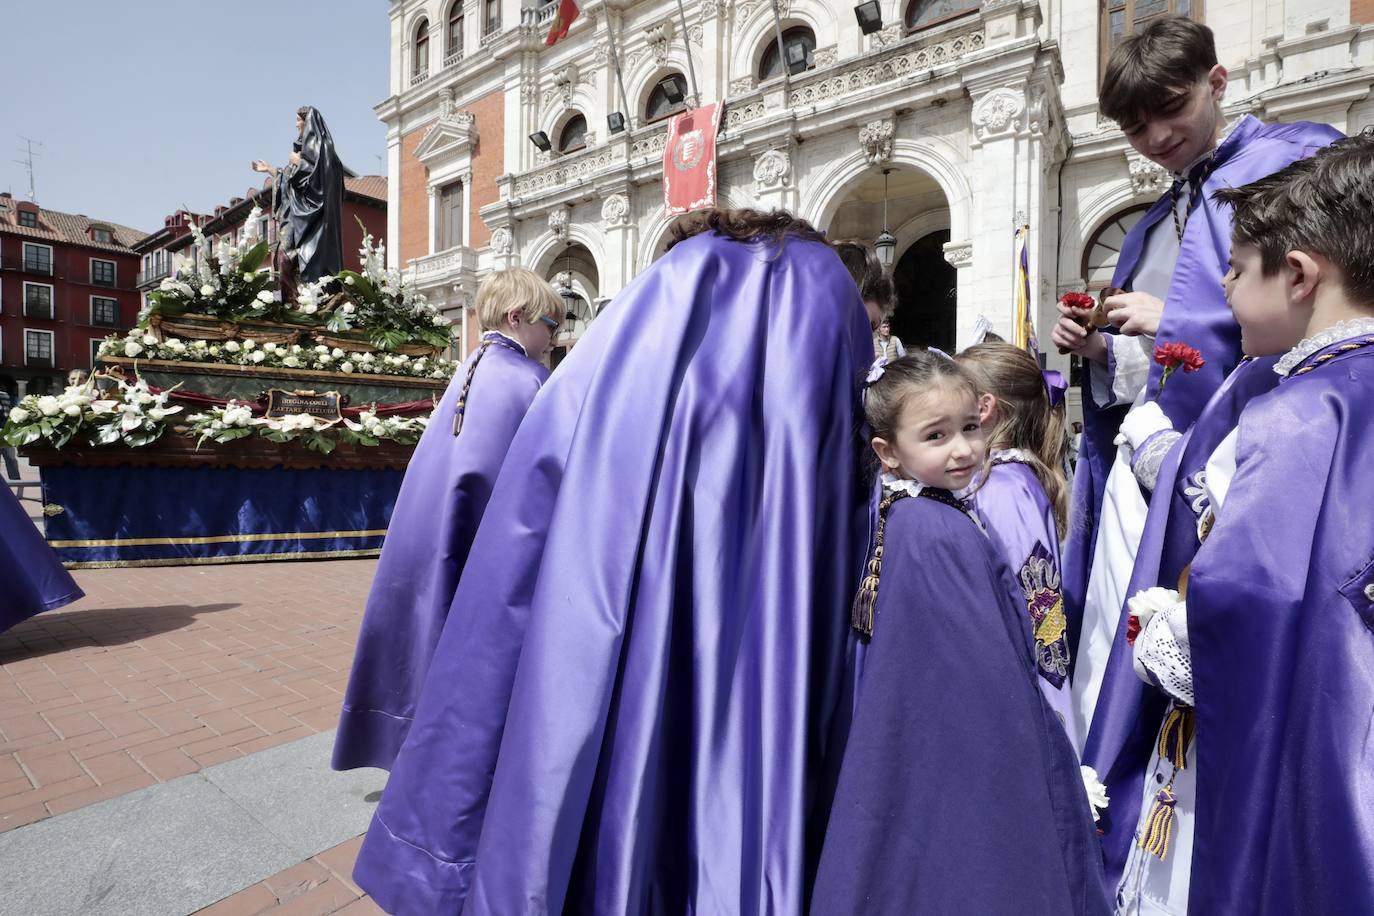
[1139,784,1179,860]
[1158,706,1195,770]
[850,491,909,638]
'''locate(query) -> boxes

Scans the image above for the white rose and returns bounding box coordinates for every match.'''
[250,351,265,363]
[137,392,154,405]
[1081,766,1109,823]
[62,404,81,417]
[342,303,356,314]
[124,341,144,357]
[340,362,354,373]
[209,346,221,356]
[360,352,374,363]
[291,345,303,354]
[331,348,344,358]
[200,284,215,296]
[256,290,274,304]
[9,407,30,423]
[223,341,241,353]
[192,340,208,350]
[167,340,186,353]
[37,396,60,416]
[242,339,256,350]
[1127,587,1181,633]
[432,315,447,326]
[148,408,166,421]
[263,342,277,353]
[283,356,301,368]
[318,354,333,364]
[243,272,254,281]
[367,421,386,437]
[314,345,329,354]
[140,333,157,346]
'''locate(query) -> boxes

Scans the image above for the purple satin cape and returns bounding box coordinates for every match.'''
[332,342,548,771]
[0,484,83,632]
[974,460,1075,734]
[812,496,1109,915]
[1187,339,1374,913]
[352,231,874,915]
[1062,117,1342,674]
[1081,356,1280,885]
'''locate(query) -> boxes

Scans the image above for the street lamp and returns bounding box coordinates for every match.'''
[854,1,883,35]
[874,168,896,269]
[658,75,686,106]
[607,111,627,134]
[528,130,552,152]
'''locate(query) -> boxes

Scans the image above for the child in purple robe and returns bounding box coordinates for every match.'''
[1107,131,1374,916]
[957,341,1077,747]
[813,352,1109,915]
[1052,16,1341,749]
[332,267,561,772]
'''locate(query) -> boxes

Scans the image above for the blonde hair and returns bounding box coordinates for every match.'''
[955,341,1069,537]
[475,267,562,332]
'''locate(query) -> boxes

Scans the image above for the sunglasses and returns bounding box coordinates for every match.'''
[538,315,561,333]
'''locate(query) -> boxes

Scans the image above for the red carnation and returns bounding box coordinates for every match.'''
[1060,292,1096,311]
[1126,614,1142,647]
[1153,342,1205,390]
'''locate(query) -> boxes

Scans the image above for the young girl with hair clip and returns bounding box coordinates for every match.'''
[813,351,1109,915]
[957,340,1078,748]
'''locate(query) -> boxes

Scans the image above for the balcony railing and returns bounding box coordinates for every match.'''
[137,264,173,287]
[410,68,432,87]
[409,245,478,285]
[444,47,464,68]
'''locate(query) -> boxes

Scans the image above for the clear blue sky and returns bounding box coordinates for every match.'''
[0,0,389,236]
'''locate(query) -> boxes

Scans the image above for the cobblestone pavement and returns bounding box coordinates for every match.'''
[0,493,388,914]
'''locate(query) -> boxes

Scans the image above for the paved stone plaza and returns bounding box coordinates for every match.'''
[1,482,387,915]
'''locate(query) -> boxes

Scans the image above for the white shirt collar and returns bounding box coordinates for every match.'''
[1273,317,1374,377]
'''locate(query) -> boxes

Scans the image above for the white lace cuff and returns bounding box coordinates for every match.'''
[1089,334,1152,408]
[1131,430,1181,493]
[1132,599,1192,706]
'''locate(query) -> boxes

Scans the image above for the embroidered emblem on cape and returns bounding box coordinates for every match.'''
[1019,541,1070,689]
[1183,469,1209,517]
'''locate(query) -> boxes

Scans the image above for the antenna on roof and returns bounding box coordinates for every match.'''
[14,137,42,202]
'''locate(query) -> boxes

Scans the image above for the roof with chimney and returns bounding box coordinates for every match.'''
[0,193,146,255]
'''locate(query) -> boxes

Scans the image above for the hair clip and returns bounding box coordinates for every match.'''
[927,347,955,362]
[865,358,888,386]
[1042,368,1068,408]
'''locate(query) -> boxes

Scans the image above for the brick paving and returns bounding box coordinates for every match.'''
[0,556,375,834]
[194,835,385,916]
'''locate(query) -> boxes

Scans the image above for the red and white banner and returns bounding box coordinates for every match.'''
[544,0,580,46]
[663,103,721,216]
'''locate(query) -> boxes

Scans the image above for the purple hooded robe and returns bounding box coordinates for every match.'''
[1187,336,1374,912]
[1,484,83,632]
[351,230,874,915]
[332,337,548,771]
[1062,117,1342,673]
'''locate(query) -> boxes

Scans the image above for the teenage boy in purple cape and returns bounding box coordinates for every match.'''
[1115,133,1374,914]
[1,484,83,633]
[1052,17,1340,746]
[350,210,874,915]
[331,268,561,771]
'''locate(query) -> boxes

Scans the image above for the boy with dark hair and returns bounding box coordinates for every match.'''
[1120,131,1374,915]
[1053,15,1339,784]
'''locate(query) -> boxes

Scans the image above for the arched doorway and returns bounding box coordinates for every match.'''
[543,241,600,368]
[893,230,956,352]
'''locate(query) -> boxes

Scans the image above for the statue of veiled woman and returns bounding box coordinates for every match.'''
[252,106,353,298]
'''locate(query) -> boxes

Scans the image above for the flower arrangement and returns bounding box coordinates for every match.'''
[1,375,181,450]
[1153,342,1205,389]
[146,207,279,324]
[283,229,452,352]
[97,333,456,381]
[184,403,429,455]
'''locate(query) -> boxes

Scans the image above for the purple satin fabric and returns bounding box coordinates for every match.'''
[1189,339,1374,912]
[352,231,874,915]
[1062,117,1342,672]
[1081,356,1280,886]
[332,342,548,772]
[975,461,1076,737]
[812,496,1109,914]
[0,484,83,633]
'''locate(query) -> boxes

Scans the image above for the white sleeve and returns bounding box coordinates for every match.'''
[1088,334,1153,408]
[1132,600,1193,706]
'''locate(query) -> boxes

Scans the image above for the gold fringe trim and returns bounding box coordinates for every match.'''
[62,548,382,569]
[1139,784,1179,860]
[50,529,388,548]
[1158,705,1195,770]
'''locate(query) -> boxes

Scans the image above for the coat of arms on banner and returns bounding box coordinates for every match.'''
[663,103,721,216]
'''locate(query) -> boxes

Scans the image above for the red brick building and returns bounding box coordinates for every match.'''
[0,193,146,397]
[134,176,388,302]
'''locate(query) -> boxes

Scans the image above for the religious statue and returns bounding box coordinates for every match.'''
[252,106,352,300]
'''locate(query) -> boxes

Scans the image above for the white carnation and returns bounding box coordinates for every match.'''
[340,361,354,373]
[256,290,274,304]
[1127,587,1182,633]
[242,339,256,350]
[62,404,81,417]
[331,348,344,358]
[283,356,301,368]
[200,284,215,296]
[9,407,30,423]
[124,341,144,357]
[37,396,61,416]
[1081,766,1110,823]
[250,351,265,363]
[223,341,241,353]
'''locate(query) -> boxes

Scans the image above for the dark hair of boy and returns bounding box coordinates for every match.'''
[1099,16,1218,127]
[832,239,897,315]
[1213,129,1374,307]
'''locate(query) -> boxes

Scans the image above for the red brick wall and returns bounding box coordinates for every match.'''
[398,128,430,268]
[466,90,505,249]
[1354,0,1374,23]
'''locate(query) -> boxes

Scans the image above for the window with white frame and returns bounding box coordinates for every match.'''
[23,282,54,319]
[438,181,464,251]
[25,329,53,366]
[91,258,116,287]
[90,337,104,367]
[22,242,52,275]
[91,296,119,327]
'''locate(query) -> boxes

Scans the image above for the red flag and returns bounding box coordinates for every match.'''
[663,103,721,216]
[545,0,580,46]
